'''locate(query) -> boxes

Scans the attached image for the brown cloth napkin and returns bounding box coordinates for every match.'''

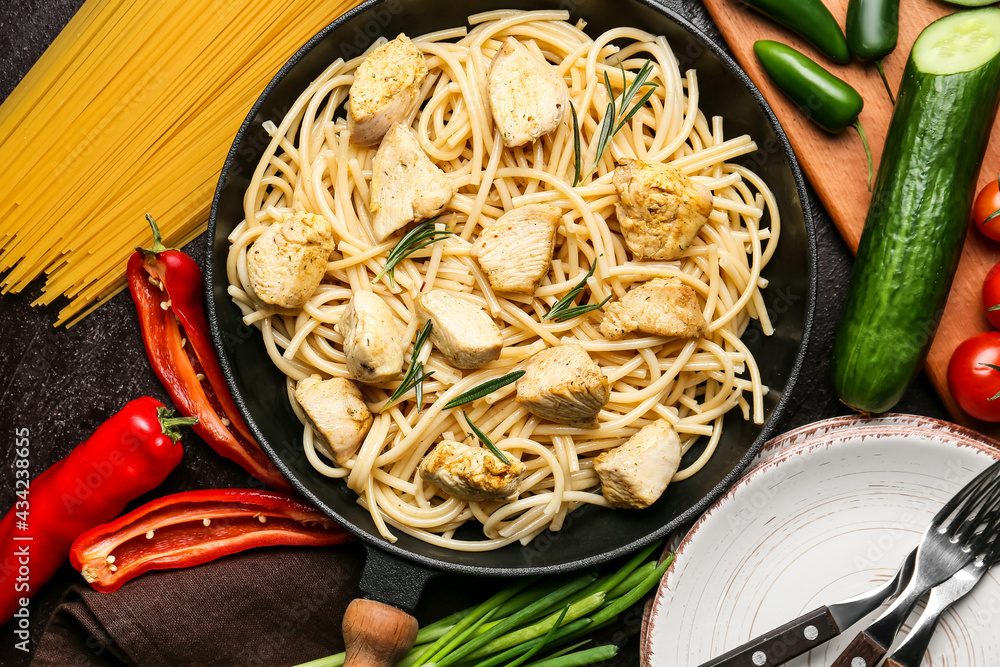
[32,544,365,667]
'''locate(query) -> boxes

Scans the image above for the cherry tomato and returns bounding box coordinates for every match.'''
[948,332,1000,422]
[984,261,1000,330]
[973,175,1000,240]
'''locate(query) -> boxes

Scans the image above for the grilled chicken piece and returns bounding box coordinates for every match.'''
[516,344,609,428]
[487,36,569,147]
[416,290,503,369]
[348,34,428,146]
[336,292,405,384]
[594,420,682,509]
[370,123,455,242]
[600,278,707,341]
[613,158,714,260]
[471,204,560,295]
[418,439,526,502]
[246,211,334,308]
[294,376,373,464]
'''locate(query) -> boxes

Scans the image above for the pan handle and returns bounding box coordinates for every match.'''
[343,545,438,667]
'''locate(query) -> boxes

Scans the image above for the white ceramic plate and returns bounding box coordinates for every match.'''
[641,424,1000,666]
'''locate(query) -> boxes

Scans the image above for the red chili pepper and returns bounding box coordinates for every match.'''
[128,215,291,491]
[0,397,193,623]
[70,489,352,592]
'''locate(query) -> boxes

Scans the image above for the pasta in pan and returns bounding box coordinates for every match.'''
[226,9,778,551]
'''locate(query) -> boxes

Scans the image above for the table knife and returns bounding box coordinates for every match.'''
[696,548,916,667]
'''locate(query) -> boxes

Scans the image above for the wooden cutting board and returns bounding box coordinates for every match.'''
[702,0,1000,432]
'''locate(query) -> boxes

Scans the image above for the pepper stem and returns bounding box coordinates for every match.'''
[853,120,874,192]
[135,214,177,255]
[875,60,895,105]
[157,407,199,443]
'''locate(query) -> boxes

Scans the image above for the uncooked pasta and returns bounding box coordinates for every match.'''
[226,10,778,551]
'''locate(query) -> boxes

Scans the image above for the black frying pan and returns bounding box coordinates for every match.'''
[206,0,816,661]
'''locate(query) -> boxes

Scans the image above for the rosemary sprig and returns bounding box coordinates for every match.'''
[543,261,610,322]
[574,60,658,184]
[374,218,450,288]
[444,371,526,409]
[463,411,511,465]
[380,320,434,412]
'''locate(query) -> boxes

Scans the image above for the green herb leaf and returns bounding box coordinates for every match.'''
[573,59,658,184]
[989,304,1000,312]
[374,218,450,288]
[380,320,434,411]
[590,100,616,175]
[444,371,526,409]
[985,207,1000,224]
[550,294,612,323]
[614,84,658,135]
[544,261,607,321]
[463,411,511,465]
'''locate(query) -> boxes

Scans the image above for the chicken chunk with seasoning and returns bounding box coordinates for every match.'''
[246,211,335,309]
[294,376,373,465]
[416,290,503,369]
[516,344,609,428]
[472,204,560,295]
[370,123,455,242]
[418,439,526,502]
[600,278,707,341]
[594,420,682,509]
[613,158,714,260]
[487,36,569,147]
[348,34,428,146]
[336,292,405,384]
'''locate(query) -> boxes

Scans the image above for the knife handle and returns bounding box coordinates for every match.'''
[697,606,839,667]
[830,632,886,667]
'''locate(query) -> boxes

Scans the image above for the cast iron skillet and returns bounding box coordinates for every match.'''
[206,0,816,660]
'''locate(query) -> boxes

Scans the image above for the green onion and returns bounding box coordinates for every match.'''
[432,572,598,667]
[503,605,570,667]
[543,260,608,322]
[463,411,511,465]
[296,548,673,667]
[411,578,537,667]
[380,320,434,412]
[575,59,658,184]
[444,371,525,409]
[374,218,451,288]
[464,593,605,661]
[522,644,618,667]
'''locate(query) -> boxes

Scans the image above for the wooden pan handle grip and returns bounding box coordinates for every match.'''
[830,632,887,667]
[343,598,419,667]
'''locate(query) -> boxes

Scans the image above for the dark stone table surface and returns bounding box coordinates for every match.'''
[0,0,949,665]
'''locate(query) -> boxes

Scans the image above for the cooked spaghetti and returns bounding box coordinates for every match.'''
[226,10,779,551]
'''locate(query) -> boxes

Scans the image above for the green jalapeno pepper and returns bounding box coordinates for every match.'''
[754,40,874,188]
[738,0,851,64]
[847,0,900,102]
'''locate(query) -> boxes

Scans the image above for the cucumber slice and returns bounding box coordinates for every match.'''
[832,8,1000,413]
[942,1,997,7]
[914,8,1000,73]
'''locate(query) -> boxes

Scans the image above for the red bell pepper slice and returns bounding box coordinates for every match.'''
[0,397,193,623]
[70,489,353,593]
[128,215,291,491]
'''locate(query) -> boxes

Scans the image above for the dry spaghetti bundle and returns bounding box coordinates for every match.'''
[226,10,780,550]
[0,0,362,325]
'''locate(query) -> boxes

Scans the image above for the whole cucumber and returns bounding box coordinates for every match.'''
[832,9,1000,413]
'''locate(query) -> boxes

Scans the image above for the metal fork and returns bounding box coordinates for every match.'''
[831,460,1000,667]
[883,530,1000,667]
